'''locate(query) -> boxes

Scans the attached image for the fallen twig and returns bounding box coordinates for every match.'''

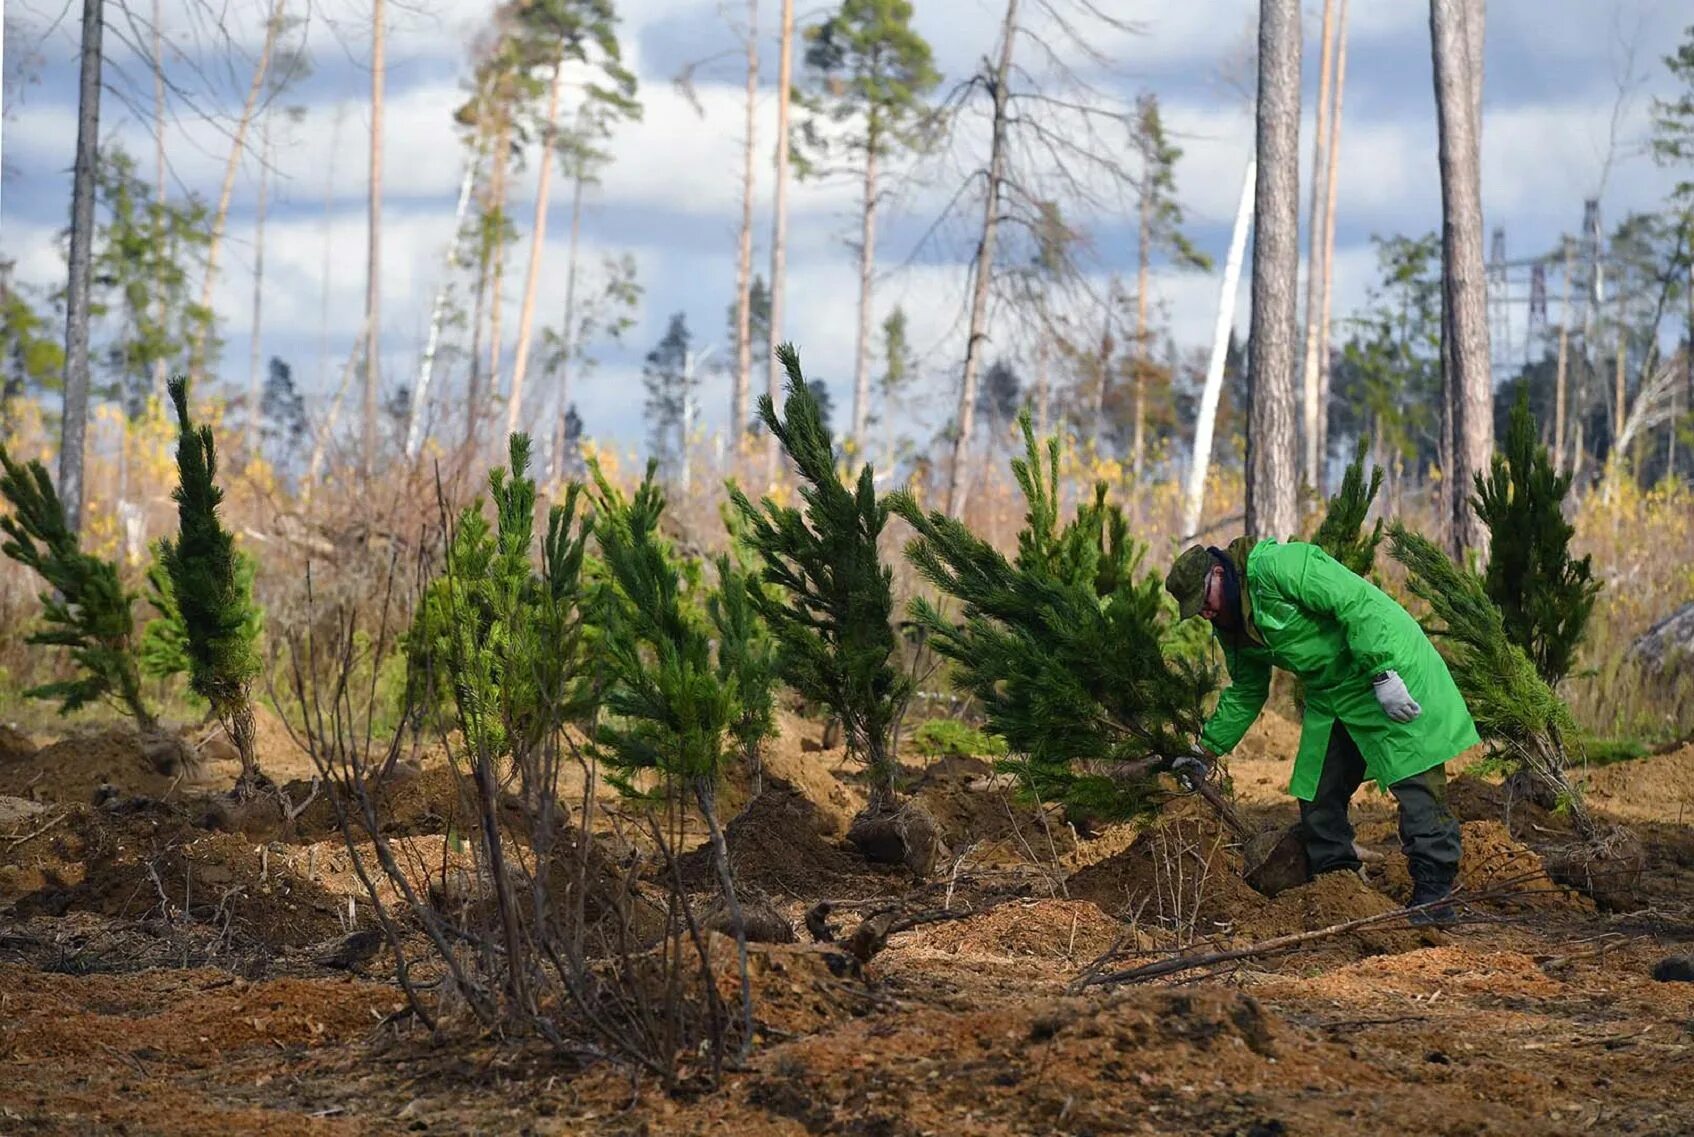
[4,809,68,850]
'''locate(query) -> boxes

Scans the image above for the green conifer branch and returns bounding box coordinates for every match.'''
[0,445,155,727]
[1311,437,1386,577]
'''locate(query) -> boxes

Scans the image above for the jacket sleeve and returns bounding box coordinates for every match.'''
[1258,542,1402,677]
[1200,640,1270,755]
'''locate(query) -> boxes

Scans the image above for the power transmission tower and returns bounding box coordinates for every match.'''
[1487,226,1512,383]
[1527,261,1548,363]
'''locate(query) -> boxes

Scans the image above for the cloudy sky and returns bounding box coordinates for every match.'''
[1,0,1688,454]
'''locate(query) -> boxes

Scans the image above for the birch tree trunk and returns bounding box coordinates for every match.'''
[733,0,758,451]
[60,0,105,536]
[1246,0,1301,542]
[507,60,564,438]
[765,0,795,482]
[1315,0,1350,488]
[363,0,386,475]
[945,0,1019,520]
[1182,157,1255,543]
[406,153,480,458]
[851,128,880,450]
[1431,0,1491,556]
[1300,0,1336,492]
[188,0,282,386]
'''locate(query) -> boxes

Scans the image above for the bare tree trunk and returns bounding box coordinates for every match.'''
[60,0,104,536]
[406,153,481,458]
[507,61,564,439]
[247,114,270,452]
[1034,335,1051,436]
[319,105,344,402]
[1183,156,1255,543]
[485,124,513,406]
[1315,0,1349,490]
[1431,0,1491,557]
[1246,0,1301,542]
[1132,187,1150,492]
[549,174,586,474]
[188,0,281,386]
[1301,0,1336,492]
[1554,239,1573,470]
[466,224,492,451]
[946,0,1019,520]
[733,0,758,452]
[765,0,795,482]
[151,0,167,398]
[851,131,880,451]
[363,0,385,475]
[1090,281,1114,452]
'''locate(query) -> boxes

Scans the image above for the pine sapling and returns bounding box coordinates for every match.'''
[591,460,770,1060]
[890,412,1214,822]
[1472,386,1601,686]
[0,445,155,728]
[728,345,913,811]
[161,377,262,789]
[1388,521,1595,837]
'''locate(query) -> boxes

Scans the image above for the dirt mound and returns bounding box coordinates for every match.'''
[289,762,485,840]
[915,898,1125,961]
[680,779,880,899]
[1065,804,1266,935]
[1234,870,1435,959]
[1583,742,1694,824]
[0,727,208,804]
[1367,820,1593,913]
[912,765,1076,866]
[756,712,866,838]
[0,722,38,762]
[11,825,350,949]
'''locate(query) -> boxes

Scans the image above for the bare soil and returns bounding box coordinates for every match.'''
[3,716,1694,1135]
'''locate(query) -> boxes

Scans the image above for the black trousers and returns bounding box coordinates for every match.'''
[1298,722,1462,890]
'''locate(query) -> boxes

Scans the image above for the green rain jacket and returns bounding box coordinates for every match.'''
[1198,538,1479,801]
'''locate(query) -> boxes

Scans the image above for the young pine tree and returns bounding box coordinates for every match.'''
[1472,387,1601,686]
[161,377,263,788]
[591,461,773,1055]
[1311,437,1385,577]
[1388,521,1594,836]
[411,434,596,782]
[890,412,1214,821]
[0,446,155,728]
[728,345,914,835]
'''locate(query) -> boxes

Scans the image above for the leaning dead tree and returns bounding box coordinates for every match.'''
[934,0,1149,519]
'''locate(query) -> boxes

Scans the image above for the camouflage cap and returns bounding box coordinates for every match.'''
[1164,544,1212,620]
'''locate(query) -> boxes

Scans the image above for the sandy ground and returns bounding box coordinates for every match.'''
[2,710,1693,1135]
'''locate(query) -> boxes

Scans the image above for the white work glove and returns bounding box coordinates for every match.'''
[1169,744,1213,791]
[1372,670,1422,723]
